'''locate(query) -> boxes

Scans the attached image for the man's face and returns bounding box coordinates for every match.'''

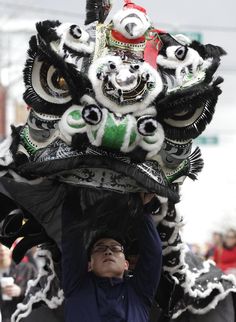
[88,238,129,278]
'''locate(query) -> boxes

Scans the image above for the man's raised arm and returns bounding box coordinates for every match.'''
[61,193,88,297]
[131,212,162,304]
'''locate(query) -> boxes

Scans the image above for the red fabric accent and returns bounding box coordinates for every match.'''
[144,40,159,68]
[21,256,29,263]
[12,240,29,263]
[123,0,147,14]
[111,29,145,44]
[214,246,236,273]
[144,30,166,68]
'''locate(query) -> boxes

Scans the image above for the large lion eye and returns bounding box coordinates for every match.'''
[175,46,188,61]
[23,35,73,115]
[32,58,71,103]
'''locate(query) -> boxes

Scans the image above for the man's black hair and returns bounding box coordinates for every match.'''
[87,230,126,259]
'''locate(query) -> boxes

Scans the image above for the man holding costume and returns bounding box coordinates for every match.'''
[62,192,162,322]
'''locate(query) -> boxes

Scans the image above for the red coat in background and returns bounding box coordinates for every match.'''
[214,246,236,273]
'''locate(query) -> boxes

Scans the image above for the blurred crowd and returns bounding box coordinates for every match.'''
[189,229,236,276]
[0,239,64,322]
[0,241,38,322]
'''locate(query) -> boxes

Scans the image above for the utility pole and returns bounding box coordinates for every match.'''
[0,30,6,141]
[0,83,6,141]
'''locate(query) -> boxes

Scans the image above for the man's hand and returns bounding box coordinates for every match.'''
[2,284,21,297]
[140,193,155,205]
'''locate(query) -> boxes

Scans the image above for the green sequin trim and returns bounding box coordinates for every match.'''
[20,126,38,155]
[166,160,188,183]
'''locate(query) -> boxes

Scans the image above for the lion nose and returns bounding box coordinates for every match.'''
[115,69,136,87]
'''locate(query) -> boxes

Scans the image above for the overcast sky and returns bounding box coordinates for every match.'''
[2,0,236,27]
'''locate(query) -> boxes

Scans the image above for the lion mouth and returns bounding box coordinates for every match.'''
[115,73,136,87]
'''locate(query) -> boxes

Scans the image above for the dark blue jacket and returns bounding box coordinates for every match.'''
[62,208,162,322]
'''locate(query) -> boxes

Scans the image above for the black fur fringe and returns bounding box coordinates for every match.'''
[190,40,227,59]
[23,36,38,88]
[161,88,219,141]
[166,147,204,183]
[187,146,204,180]
[36,20,61,43]
[9,125,23,157]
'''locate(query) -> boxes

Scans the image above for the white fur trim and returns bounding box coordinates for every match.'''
[86,108,108,146]
[121,114,140,152]
[172,286,236,319]
[180,259,212,292]
[58,105,86,143]
[133,105,157,117]
[49,23,95,67]
[54,23,94,53]
[0,136,13,166]
[157,46,204,85]
[151,196,168,225]
[173,34,191,46]
[161,217,184,228]
[139,122,165,158]
[80,95,97,106]
[11,249,64,322]
[162,242,186,256]
[162,246,188,273]
[161,228,182,248]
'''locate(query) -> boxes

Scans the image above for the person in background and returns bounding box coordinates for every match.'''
[214,229,236,275]
[189,243,203,258]
[0,242,37,322]
[205,232,223,260]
